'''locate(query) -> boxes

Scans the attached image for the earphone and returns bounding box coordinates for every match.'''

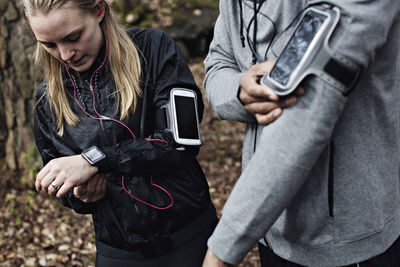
[97,2,103,16]
[64,28,174,210]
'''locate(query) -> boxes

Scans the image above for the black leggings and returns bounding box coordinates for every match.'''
[95,205,217,267]
[96,222,214,267]
[259,236,400,267]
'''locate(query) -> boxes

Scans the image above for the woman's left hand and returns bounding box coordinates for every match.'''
[35,155,98,198]
[74,174,107,203]
[202,249,232,267]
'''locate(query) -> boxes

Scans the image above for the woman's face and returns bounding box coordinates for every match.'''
[28,3,104,72]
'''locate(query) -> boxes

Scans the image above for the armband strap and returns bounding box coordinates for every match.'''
[325,58,355,87]
[155,107,168,130]
[323,57,360,95]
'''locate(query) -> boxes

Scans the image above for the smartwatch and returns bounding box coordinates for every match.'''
[81,146,106,165]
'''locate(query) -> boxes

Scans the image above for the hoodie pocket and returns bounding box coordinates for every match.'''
[328,140,334,218]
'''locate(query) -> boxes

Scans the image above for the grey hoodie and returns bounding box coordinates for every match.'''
[204,0,400,266]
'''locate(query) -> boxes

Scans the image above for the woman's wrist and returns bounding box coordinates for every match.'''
[80,154,99,175]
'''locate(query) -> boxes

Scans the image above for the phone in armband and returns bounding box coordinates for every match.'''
[261,5,360,96]
[165,88,202,146]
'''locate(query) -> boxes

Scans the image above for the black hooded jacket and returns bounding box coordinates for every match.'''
[34,28,214,252]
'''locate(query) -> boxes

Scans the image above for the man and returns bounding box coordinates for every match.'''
[203,0,400,266]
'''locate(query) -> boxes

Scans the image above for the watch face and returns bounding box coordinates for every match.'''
[83,146,105,164]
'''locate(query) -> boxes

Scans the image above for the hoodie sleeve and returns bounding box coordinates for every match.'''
[203,2,255,123]
[312,0,400,68]
[207,0,400,264]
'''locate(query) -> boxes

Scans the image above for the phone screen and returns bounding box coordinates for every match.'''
[174,95,200,139]
[270,10,327,86]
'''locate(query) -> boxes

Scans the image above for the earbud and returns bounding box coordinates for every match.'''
[97,1,103,16]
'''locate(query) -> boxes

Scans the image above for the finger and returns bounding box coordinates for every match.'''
[74,185,88,200]
[88,175,106,202]
[280,96,297,108]
[250,60,276,76]
[249,83,279,101]
[48,179,63,196]
[239,90,262,105]
[240,88,279,103]
[240,67,280,102]
[255,108,282,125]
[96,175,107,199]
[56,182,72,198]
[245,101,280,114]
[239,84,279,105]
[40,173,57,194]
[35,166,50,191]
[81,181,96,202]
[245,96,296,114]
[294,87,305,96]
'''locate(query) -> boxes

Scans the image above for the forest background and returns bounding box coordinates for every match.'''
[0,0,261,266]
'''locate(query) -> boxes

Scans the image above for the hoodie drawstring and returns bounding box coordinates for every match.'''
[252,0,258,64]
[239,0,266,63]
[238,0,246,48]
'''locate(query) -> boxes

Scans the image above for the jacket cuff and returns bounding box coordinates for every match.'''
[58,190,99,214]
[224,73,254,121]
[207,218,257,264]
[96,146,117,173]
[207,72,255,122]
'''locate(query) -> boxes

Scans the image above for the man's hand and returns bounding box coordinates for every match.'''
[239,60,304,125]
[74,174,107,203]
[202,249,232,267]
[35,155,98,198]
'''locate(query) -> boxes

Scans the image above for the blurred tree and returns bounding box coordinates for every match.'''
[0,0,37,182]
[111,0,219,58]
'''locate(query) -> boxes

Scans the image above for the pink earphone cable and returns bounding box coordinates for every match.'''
[65,28,173,210]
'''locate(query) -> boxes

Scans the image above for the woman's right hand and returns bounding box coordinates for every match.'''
[239,60,304,125]
[35,155,98,198]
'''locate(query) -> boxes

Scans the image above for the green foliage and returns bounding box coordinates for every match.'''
[0,158,6,171]
[24,190,36,212]
[23,145,42,187]
[15,217,22,226]
[11,207,19,215]
[27,189,36,197]
[20,176,28,185]
[24,145,41,171]
[4,193,14,204]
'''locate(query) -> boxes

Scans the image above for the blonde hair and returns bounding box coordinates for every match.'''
[23,0,142,135]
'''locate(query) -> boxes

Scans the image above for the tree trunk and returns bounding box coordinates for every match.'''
[0,0,38,180]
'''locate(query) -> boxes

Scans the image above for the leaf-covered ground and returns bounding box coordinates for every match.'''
[0,60,260,266]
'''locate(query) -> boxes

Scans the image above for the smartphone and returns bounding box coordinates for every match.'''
[261,7,337,96]
[168,88,202,146]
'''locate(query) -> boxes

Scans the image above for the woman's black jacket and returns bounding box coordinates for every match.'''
[34,28,214,253]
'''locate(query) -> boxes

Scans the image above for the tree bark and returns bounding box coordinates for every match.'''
[0,0,38,176]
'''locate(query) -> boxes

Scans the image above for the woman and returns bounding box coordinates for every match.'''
[23,0,217,266]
